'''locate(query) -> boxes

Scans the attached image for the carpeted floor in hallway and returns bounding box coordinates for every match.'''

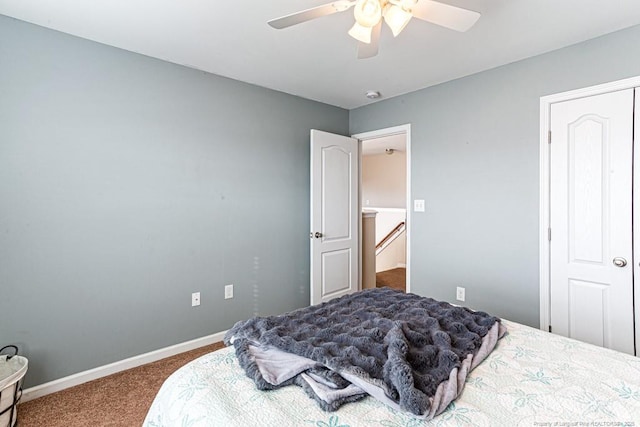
[376,267,406,292]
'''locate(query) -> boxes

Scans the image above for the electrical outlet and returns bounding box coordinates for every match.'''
[225,284,234,300]
[414,199,425,212]
[456,287,465,302]
[191,292,201,307]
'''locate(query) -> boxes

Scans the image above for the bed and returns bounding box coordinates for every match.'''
[144,290,640,426]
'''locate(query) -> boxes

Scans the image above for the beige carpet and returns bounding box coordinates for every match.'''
[18,342,224,427]
[376,267,406,292]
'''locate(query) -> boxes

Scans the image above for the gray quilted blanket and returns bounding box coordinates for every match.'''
[224,288,505,419]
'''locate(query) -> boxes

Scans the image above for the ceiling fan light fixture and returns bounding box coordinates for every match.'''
[353,0,382,27]
[348,22,372,43]
[268,0,481,59]
[383,4,412,37]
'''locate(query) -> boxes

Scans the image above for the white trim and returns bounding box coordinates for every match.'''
[539,94,551,332]
[541,75,640,105]
[365,207,407,213]
[353,124,412,293]
[358,138,363,292]
[21,330,227,402]
[635,87,640,357]
[539,75,640,332]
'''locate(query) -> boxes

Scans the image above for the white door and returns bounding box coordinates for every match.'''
[549,89,635,355]
[310,129,359,305]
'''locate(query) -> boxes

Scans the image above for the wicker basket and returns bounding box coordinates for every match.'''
[0,346,28,427]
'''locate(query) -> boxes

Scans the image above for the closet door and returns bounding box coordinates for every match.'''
[549,89,635,356]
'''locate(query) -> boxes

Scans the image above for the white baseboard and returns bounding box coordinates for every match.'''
[21,330,228,403]
[396,263,407,268]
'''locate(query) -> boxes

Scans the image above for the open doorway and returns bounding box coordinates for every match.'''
[355,125,410,293]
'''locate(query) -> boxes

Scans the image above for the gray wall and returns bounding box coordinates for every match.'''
[351,24,640,328]
[0,15,348,388]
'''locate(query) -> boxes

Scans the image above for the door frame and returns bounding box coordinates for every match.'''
[352,124,411,293]
[539,75,640,342]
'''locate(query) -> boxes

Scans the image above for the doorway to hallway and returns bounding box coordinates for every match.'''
[356,125,410,293]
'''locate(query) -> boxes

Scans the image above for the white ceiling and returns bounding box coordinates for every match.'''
[2,0,640,109]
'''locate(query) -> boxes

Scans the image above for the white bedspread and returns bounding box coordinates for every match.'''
[144,319,640,426]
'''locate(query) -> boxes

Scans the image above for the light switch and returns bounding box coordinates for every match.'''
[414,199,425,212]
[225,284,234,299]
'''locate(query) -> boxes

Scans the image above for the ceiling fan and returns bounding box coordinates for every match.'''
[268,0,481,59]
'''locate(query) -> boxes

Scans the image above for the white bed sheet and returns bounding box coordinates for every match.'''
[144,319,640,426]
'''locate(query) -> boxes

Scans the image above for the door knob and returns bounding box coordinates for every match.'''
[613,257,627,267]
[309,232,323,239]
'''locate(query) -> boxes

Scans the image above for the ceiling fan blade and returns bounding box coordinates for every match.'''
[268,1,354,29]
[357,21,382,59]
[410,0,480,32]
